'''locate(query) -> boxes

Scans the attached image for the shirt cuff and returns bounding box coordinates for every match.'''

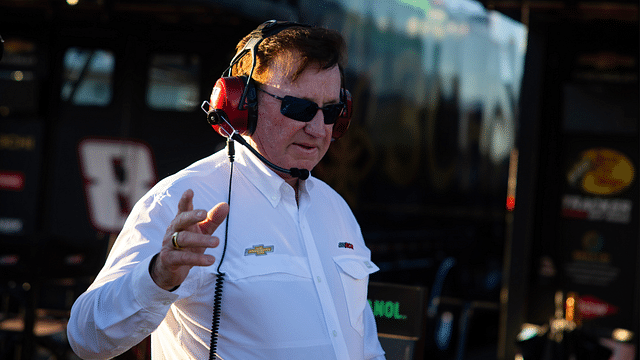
[131,254,180,313]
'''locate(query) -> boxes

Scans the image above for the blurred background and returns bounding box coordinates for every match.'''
[0,0,637,359]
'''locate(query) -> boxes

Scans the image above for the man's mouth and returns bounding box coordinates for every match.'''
[295,143,316,150]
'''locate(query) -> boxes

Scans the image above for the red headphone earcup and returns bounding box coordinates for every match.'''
[209,77,255,136]
[332,88,352,139]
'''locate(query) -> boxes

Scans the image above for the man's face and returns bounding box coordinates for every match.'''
[250,56,341,183]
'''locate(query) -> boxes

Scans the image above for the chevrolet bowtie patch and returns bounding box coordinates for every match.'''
[244,244,274,256]
[338,242,354,250]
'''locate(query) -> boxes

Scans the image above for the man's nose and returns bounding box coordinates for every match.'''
[304,110,328,137]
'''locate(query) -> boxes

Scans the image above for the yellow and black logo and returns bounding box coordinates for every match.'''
[567,148,635,196]
[244,244,274,256]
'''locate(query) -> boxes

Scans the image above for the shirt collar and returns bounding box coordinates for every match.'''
[233,138,314,207]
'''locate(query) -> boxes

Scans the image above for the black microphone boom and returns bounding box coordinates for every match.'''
[202,105,310,180]
[288,168,309,180]
[230,133,310,180]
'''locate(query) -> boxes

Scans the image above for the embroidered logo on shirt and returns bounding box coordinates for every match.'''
[244,244,274,256]
[338,242,354,250]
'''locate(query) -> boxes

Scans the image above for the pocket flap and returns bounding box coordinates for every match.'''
[222,254,311,281]
[333,255,379,280]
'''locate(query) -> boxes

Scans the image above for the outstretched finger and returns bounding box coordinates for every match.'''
[199,202,229,235]
[177,189,195,214]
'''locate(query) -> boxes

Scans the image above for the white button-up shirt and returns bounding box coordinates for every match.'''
[68,142,386,360]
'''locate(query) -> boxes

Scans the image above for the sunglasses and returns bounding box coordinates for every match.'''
[258,88,345,125]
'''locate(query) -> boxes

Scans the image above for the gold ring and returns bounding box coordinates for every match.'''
[171,232,183,250]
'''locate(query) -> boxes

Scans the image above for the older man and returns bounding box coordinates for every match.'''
[68,20,385,360]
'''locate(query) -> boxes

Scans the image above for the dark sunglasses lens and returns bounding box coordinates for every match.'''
[321,104,344,125]
[280,96,317,122]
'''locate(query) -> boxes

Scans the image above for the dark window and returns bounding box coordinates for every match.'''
[146,53,200,111]
[61,47,114,106]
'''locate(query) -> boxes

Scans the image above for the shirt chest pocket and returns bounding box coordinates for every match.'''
[224,254,312,282]
[333,255,379,336]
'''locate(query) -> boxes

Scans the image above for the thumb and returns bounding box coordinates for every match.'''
[199,202,229,235]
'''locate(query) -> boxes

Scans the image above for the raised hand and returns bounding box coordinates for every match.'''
[150,189,229,291]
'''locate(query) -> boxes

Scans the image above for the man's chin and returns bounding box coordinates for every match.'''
[285,156,319,171]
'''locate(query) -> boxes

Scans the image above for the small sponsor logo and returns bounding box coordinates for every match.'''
[338,242,354,250]
[244,244,274,256]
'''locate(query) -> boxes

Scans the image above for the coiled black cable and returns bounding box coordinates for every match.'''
[209,274,225,358]
[208,139,235,360]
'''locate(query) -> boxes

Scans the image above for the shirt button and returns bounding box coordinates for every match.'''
[162,300,171,305]
[333,330,338,337]
[271,195,277,201]
[316,276,322,283]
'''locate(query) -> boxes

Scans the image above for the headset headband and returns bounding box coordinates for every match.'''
[226,20,310,75]
[225,20,311,109]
